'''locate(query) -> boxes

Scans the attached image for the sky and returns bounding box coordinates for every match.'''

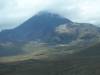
[0,0,100,31]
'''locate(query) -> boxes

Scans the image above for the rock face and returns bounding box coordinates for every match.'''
[0,12,100,46]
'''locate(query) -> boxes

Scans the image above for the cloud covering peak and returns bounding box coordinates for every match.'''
[0,0,100,30]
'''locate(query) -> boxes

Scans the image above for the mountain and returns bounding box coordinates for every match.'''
[0,11,100,57]
[0,12,100,45]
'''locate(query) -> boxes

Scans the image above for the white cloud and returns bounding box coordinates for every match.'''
[0,0,100,31]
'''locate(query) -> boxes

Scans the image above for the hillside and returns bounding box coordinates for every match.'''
[1,43,100,75]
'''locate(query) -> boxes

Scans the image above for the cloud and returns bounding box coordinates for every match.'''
[0,0,100,31]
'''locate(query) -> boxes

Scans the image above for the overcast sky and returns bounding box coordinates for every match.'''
[0,0,100,31]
